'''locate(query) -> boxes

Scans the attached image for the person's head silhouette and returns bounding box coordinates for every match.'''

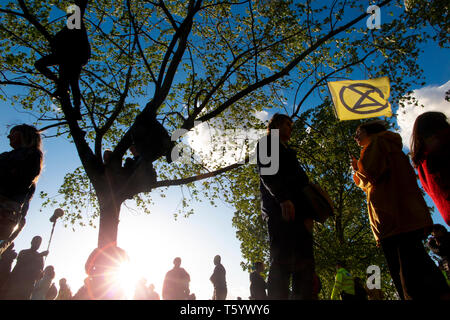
[173,257,182,268]
[30,236,42,251]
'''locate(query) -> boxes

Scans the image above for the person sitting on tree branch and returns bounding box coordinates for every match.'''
[34,1,90,120]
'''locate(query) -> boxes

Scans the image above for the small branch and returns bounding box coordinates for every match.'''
[152,161,244,188]
[38,121,69,132]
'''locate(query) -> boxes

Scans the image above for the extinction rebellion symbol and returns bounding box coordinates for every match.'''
[339,83,389,114]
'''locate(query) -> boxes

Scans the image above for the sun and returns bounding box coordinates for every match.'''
[113,260,141,299]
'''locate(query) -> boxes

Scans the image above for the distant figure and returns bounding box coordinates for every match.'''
[427,224,450,280]
[3,236,48,299]
[188,292,196,300]
[34,0,91,120]
[210,255,227,300]
[353,277,368,300]
[134,278,149,300]
[410,111,450,226]
[0,124,43,247]
[0,243,17,293]
[31,265,55,300]
[46,282,58,300]
[56,278,73,300]
[162,257,190,300]
[249,262,267,300]
[331,261,355,300]
[72,278,90,300]
[147,283,160,300]
[256,113,315,299]
[352,120,450,300]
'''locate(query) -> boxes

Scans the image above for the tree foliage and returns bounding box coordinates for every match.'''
[0,0,439,250]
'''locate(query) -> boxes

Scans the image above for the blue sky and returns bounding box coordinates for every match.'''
[0,3,449,300]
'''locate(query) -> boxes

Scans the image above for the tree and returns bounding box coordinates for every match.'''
[0,0,435,294]
[404,0,449,48]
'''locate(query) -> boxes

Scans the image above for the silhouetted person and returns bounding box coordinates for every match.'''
[0,124,43,247]
[257,114,315,299]
[147,283,160,300]
[31,265,55,300]
[56,278,72,300]
[353,277,368,300]
[162,257,190,300]
[34,1,91,120]
[3,236,48,299]
[210,255,227,300]
[134,277,149,300]
[72,278,90,300]
[312,272,322,300]
[249,262,267,300]
[46,282,57,300]
[130,110,174,164]
[0,243,17,296]
[410,112,450,226]
[427,224,450,279]
[352,120,450,300]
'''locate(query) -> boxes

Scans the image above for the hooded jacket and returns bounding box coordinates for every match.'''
[353,131,432,243]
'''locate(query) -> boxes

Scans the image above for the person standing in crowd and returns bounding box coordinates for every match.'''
[249,261,267,300]
[312,272,322,300]
[427,224,450,282]
[31,265,55,300]
[0,243,17,297]
[46,282,58,300]
[3,236,48,299]
[210,255,227,300]
[331,261,355,300]
[134,277,149,300]
[147,283,160,300]
[256,113,315,299]
[351,120,450,300]
[410,112,450,226]
[72,278,90,300]
[353,277,369,300]
[0,124,44,253]
[56,278,73,300]
[162,257,190,300]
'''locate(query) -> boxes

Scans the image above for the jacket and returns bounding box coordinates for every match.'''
[331,268,355,300]
[353,131,433,243]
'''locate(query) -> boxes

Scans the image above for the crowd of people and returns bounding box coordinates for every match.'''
[256,112,450,300]
[0,109,449,300]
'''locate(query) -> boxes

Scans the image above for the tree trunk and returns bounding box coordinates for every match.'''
[97,182,123,248]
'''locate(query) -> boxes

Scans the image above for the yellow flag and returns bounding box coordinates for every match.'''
[327,77,392,121]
